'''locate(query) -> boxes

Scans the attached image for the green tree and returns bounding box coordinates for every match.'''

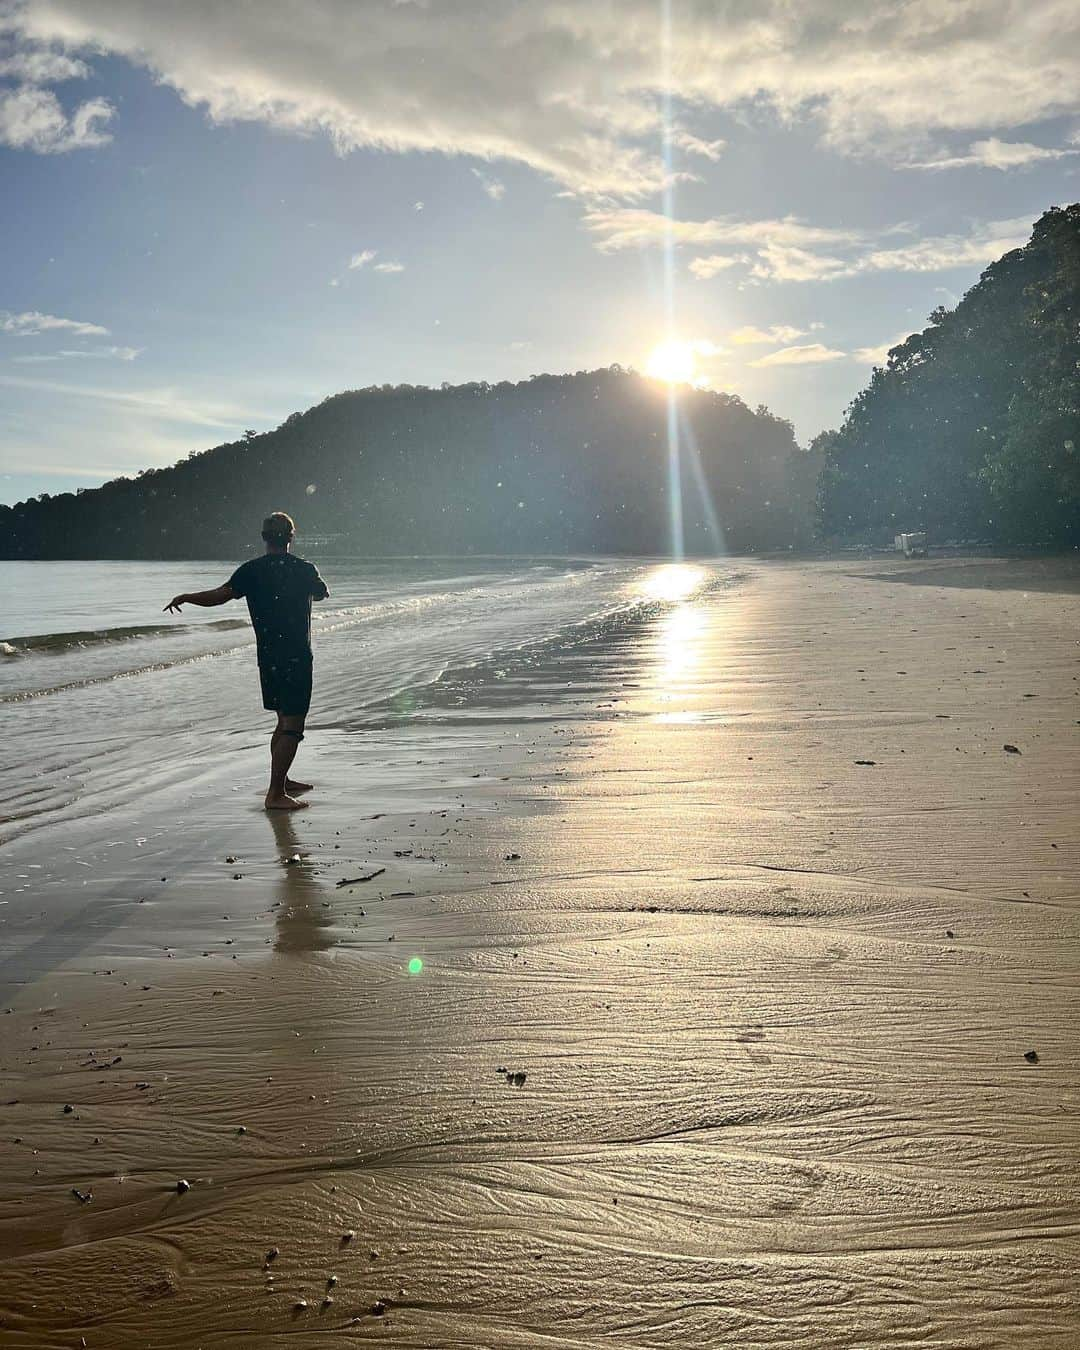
[818,203,1080,547]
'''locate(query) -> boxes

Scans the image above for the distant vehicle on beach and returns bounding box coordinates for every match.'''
[894,532,928,558]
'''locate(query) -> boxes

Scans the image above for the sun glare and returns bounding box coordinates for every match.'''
[641,563,706,603]
[645,339,699,386]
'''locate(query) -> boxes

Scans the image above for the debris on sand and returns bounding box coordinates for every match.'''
[1024,1049,1039,1063]
[504,852,522,861]
[341,1230,355,1244]
[336,868,385,887]
[854,760,877,766]
[225,855,238,864]
[1003,744,1022,754]
[946,930,955,938]
[266,1246,280,1263]
[371,1300,387,1317]
[286,853,302,865]
[71,1188,93,1204]
[63,1103,74,1114]
[503,1070,527,1087]
[175,1178,191,1194]
[293,1299,308,1313]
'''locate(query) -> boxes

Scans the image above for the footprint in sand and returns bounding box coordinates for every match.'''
[815,942,849,970]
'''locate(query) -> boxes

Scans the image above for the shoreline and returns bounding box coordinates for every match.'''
[1,556,1078,1347]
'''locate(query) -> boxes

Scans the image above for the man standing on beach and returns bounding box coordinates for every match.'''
[164,512,330,811]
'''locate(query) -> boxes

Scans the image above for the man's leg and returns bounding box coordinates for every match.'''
[266,713,308,810]
[276,711,312,794]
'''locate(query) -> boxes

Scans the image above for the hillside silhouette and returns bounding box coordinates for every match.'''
[817,204,1080,547]
[0,368,817,559]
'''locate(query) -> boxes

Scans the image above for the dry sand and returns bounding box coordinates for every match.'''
[1,556,1078,1348]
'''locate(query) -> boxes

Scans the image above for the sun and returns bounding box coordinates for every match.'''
[645,339,700,386]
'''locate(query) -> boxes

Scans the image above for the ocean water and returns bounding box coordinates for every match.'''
[1,556,725,851]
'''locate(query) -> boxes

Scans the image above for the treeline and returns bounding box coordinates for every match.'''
[817,204,1080,547]
[0,368,817,559]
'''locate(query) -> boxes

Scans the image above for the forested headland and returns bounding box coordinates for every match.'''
[816,204,1079,548]
[4,203,1075,561]
[0,369,816,559]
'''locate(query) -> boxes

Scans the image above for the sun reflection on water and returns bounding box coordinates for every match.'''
[632,565,711,716]
[639,563,706,603]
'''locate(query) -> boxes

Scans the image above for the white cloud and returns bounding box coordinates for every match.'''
[673,131,726,161]
[853,217,1032,275]
[0,309,109,337]
[0,46,88,82]
[729,325,808,345]
[13,1,1080,193]
[904,137,1073,172]
[589,206,1035,284]
[749,343,846,367]
[584,208,860,253]
[471,167,505,200]
[347,249,376,270]
[852,332,911,365]
[0,82,112,154]
[12,345,141,363]
[750,244,852,282]
[688,254,742,280]
[0,373,256,428]
[373,260,405,273]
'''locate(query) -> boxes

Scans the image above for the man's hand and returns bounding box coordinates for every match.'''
[163,584,234,613]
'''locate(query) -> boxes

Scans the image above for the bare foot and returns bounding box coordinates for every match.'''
[265,793,309,811]
[286,778,313,793]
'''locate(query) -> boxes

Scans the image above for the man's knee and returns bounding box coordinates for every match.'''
[277,715,305,742]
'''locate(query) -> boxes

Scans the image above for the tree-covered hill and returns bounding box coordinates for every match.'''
[0,368,817,559]
[817,204,1080,547]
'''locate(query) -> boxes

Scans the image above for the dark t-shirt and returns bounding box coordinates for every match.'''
[228,553,329,660]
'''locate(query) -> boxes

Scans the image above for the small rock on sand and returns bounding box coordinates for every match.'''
[175,1178,191,1194]
[1003,744,1022,754]
[1024,1049,1039,1063]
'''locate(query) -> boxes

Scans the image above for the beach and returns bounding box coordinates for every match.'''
[1,555,1078,1347]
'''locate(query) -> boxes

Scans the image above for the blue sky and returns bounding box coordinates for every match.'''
[1,0,1078,504]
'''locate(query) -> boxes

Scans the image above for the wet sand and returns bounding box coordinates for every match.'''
[1,557,1078,1347]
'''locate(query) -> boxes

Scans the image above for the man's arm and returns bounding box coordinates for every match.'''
[164,584,236,614]
[309,565,330,602]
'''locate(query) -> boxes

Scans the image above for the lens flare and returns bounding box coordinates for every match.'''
[408,957,423,975]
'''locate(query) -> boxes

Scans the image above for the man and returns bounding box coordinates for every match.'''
[164,512,330,811]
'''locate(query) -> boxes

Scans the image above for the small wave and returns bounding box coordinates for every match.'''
[1,618,248,656]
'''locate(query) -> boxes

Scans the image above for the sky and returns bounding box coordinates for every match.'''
[1,0,1078,505]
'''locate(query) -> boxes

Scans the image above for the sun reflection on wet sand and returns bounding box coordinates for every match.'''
[638,562,707,603]
[633,563,730,722]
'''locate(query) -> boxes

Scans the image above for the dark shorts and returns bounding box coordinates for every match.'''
[257,646,313,717]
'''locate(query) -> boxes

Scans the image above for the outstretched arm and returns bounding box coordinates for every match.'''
[164,584,236,614]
